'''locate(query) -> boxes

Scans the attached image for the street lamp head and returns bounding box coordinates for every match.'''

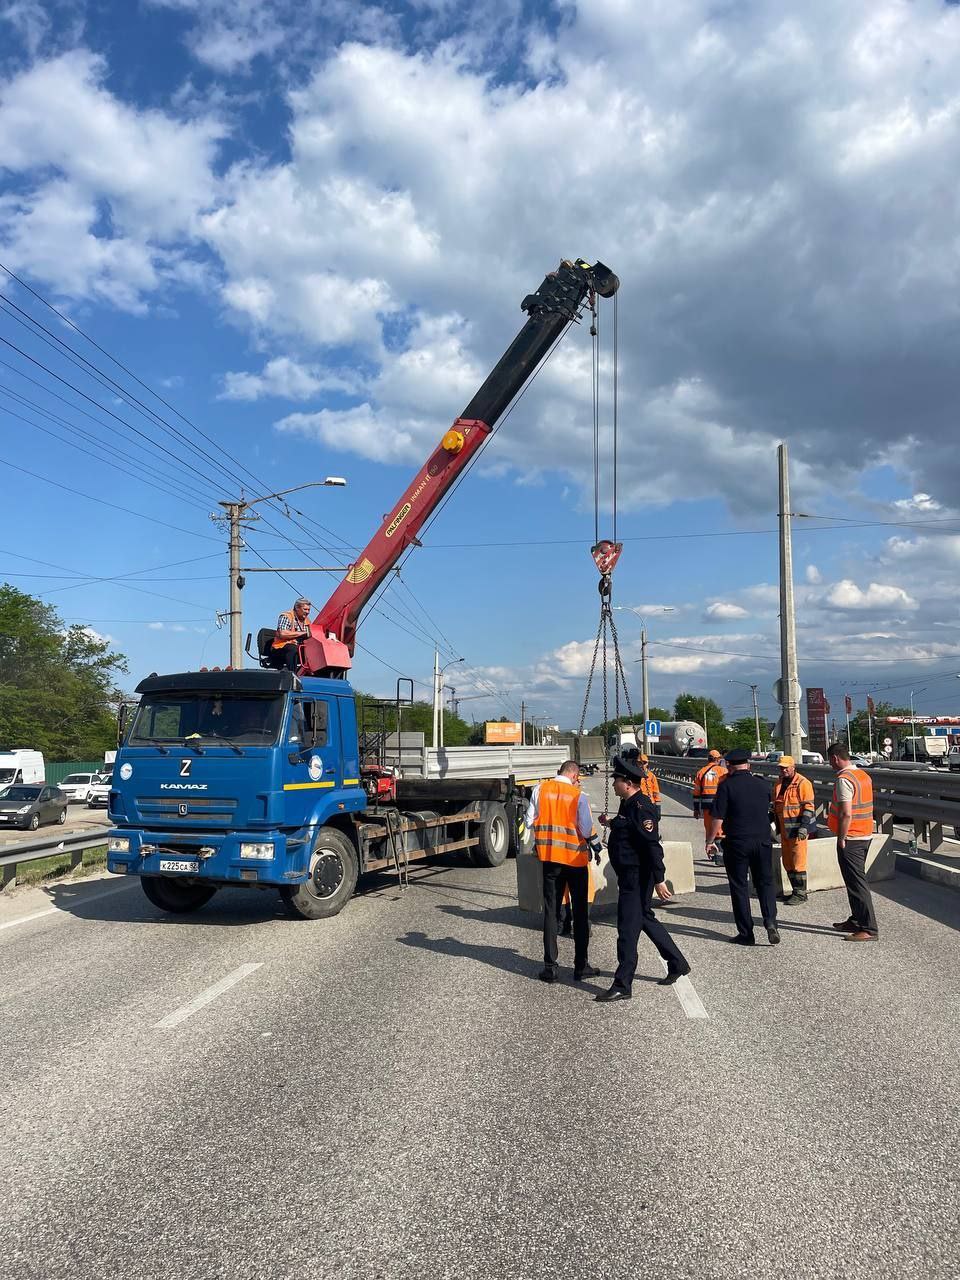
[322,477,347,486]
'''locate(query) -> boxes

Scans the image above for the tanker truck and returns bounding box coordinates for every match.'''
[648,720,707,756]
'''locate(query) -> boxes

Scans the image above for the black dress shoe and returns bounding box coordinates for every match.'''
[559,923,572,937]
[832,919,857,932]
[574,964,599,981]
[537,968,557,984]
[594,984,632,1002]
[727,934,755,945]
[658,963,691,986]
[766,926,781,945]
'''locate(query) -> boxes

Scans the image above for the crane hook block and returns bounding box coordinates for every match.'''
[591,540,623,577]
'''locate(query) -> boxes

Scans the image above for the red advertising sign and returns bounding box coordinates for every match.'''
[844,695,853,716]
[806,688,828,755]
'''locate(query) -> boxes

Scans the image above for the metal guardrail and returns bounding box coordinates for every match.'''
[0,828,111,889]
[649,755,960,851]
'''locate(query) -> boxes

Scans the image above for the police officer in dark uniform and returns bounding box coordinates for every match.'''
[595,754,690,1003]
[706,748,780,946]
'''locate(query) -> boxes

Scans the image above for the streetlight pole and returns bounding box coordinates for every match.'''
[613,606,675,751]
[910,689,917,762]
[213,477,347,668]
[435,655,464,747]
[728,680,762,756]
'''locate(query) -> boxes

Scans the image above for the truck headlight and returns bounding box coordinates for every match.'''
[108,837,131,853]
[240,842,275,860]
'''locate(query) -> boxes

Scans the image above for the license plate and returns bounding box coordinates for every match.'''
[0,815,9,822]
[159,859,199,873]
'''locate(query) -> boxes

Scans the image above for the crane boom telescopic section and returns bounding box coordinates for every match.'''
[303,257,619,678]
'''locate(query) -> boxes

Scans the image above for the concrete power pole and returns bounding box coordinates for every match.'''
[750,684,762,756]
[520,699,526,746]
[641,628,650,752]
[432,650,441,749]
[218,500,245,669]
[778,442,803,758]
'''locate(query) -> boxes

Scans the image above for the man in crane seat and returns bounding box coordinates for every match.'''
[269,596,312,671]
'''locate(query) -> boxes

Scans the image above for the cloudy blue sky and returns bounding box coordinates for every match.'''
[2,0,960,731]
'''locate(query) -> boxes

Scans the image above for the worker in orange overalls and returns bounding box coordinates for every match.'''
[638,753,661,818]
[771,755,816,904]
[526,761,602,981]
[693,750,727,852]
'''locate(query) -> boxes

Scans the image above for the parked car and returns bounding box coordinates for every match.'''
[0,784,68,830]
[948,747,960,773]
[801,751,824,766]
[58,772,100,803]
[86,772,113,808]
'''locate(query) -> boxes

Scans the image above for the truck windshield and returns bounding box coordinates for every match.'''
[0,769,15,784]
[128,694,284,746]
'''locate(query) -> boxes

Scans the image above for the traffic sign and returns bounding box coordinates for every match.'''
[773,678,803,705]
[645,720,661,739]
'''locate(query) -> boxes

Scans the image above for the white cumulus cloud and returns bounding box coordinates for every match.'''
[824,579,917,611]
[703,601,749,621]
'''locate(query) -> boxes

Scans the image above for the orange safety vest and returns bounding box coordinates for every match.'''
[827,767,874,838]
[693,762,727,805]
[532,778,589,868]
[272,609,310,650]
[640,769,660,806]
[773,773,815,829]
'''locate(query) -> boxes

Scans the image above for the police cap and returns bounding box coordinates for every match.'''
[725,747,751,765]
[611,754,645,782]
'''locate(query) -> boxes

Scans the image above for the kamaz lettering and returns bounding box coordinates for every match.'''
[159,783,209,791]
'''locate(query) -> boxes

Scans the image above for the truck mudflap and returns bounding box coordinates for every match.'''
[106,826,316,887]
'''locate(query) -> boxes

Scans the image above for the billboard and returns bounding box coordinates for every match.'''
[484,721,522,745]
[806,688,828,756]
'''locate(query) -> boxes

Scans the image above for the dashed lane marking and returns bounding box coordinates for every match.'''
[154,963,264,1030]
[660,958,709,1019]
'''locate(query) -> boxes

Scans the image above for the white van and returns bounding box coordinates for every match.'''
[0,749,45,788]
[801,751,824,766]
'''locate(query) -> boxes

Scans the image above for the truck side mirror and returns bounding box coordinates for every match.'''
[118,703,127,746]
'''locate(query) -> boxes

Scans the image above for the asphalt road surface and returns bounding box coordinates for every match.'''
[2,786,958,1279]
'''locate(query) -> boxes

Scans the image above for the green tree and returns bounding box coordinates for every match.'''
[354,690,472,750]
[724,716,764,752]
[0,584,128,759]
[846,702,910,753]
[673,693,727,748]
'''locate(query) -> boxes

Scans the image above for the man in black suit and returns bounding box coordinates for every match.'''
[594,755,690,1003]
[706,748,780,946]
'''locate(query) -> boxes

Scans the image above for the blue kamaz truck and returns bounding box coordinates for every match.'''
[106,259,618,918]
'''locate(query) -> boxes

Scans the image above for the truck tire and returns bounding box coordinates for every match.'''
[473,802,509,867]
[280,827,359,920]
[140,875,217,913]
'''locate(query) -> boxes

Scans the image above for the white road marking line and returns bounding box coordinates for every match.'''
[154,963,263,1030]
[660,958,709,1020]
[0,881,134,932]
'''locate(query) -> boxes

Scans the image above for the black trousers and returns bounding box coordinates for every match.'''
[542,861,589,972]
[837,838,878,935]
[272,644,300,672]
[723,837,778,937]
[611,860,687,988]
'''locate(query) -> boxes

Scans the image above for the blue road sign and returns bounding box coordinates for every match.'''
[645,719,661,738]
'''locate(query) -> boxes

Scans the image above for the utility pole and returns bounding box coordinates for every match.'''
[520,699,526,746]
[218,500,246,669]
[432,650,441,749]
[778,442,802,758]
[750,685,762,756]
[213,477,347,670]
[641,628,650,752]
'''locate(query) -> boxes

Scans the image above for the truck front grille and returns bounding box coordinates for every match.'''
[136,797,237,826]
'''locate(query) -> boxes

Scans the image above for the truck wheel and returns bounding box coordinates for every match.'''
[140,876,217,913]
[474,802,509,867]
[280,827,359,920]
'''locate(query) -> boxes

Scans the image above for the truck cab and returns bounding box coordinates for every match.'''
[107,670,366,917]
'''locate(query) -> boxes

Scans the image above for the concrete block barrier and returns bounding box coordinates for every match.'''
[516,841,696,915]
[772,832,894,894]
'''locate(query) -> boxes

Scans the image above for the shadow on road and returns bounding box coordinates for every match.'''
[43,876,288,926]
[397,928,532,978]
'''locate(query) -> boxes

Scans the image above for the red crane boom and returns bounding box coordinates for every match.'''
[302,257,619,677]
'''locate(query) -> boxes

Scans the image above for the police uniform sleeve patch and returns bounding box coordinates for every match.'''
[642,817,655,832]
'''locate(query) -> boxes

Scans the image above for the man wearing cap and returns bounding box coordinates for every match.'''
[772,755,816,905]
[693,750,727,849]
[594,754,689,1002]
[619,747,661,818]
[707,748,780,945]
[270,597,312,671]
